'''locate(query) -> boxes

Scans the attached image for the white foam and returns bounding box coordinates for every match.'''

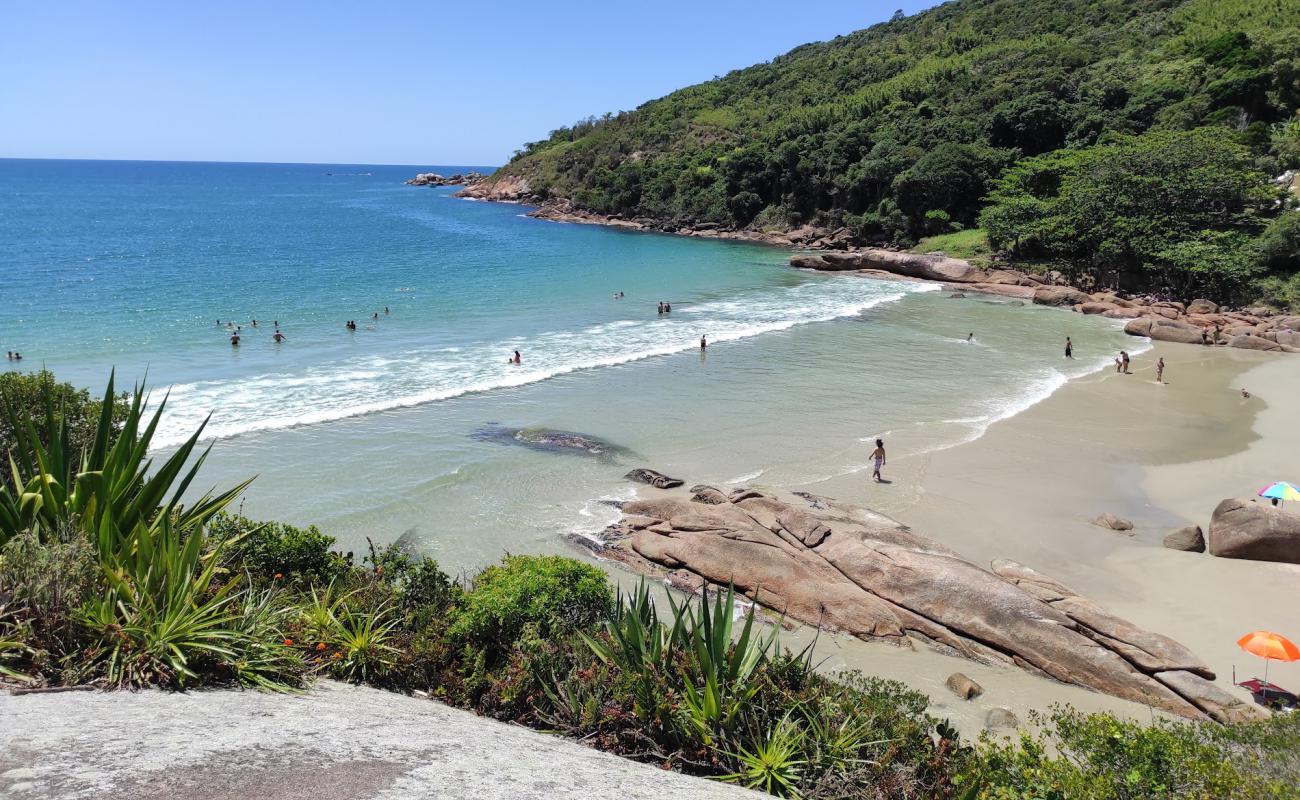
[726,470,765,484]
[150,276,930,448]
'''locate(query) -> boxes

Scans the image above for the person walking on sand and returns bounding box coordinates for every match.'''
[1156,357,1165,383]
[1065,336,1073,359]
[870,439,887,483]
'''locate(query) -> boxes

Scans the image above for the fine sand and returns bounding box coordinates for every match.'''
[765,341,1299,736]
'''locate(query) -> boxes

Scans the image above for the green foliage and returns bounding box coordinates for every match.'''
[912,229,993,264]
[980,128,1276,297]
[972,707,1300,799]
[723,713,808,797]
[209,512,351,585]
[1258,212,1300,272]
[493,0,1300,253]
[0,370,126,466]
[0,373,299,690]
[450,554,612,661]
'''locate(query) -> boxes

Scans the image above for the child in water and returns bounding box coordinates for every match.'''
[870,438,886,483]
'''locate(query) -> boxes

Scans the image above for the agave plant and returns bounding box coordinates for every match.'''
[581,580,686,722]
[0,372,250,549]
[329,604,401,682]
[674,586,778,744]
[721,712,808,798]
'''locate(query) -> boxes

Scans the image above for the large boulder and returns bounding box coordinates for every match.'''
[1228,334,1283,351]
[946,672,983,700]
[1187,299,1219,315]
[1125,318,1206,345]
[858,249,990,282]
[1207,498,1300,563]
[590,487,1218,720]
[1033,286,1093,307]
[1079,302,1119,315]
[1163,526,1206,553]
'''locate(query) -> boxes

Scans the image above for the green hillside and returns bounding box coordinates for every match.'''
[492,0,1300,302]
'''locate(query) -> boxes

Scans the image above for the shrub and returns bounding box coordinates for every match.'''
[0,370,126,465]
[450,555,612,661]
[209,513,351,585]
[970,706,1300,799]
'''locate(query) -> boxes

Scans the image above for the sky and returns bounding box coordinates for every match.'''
[0,1,940,167]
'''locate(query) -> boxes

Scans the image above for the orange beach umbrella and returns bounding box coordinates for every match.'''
[1238,630,1300,683]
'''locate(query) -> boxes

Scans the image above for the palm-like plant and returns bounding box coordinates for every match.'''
[581,581,686,722]
[0,372,300,690]
[722,713,808,798]
[675,586,778,744]
[0,372,249,549]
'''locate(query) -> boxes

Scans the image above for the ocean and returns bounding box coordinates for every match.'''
[0,159,1143,569]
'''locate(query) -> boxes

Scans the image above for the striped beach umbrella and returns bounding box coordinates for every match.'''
[1258,482,1300,502]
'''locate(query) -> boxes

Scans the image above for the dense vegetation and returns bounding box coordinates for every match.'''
[2,372,1298,798]
[494,0,1300,303]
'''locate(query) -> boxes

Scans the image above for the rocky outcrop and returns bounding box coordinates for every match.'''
[1163,525,1206,553]
[1123,318,1206,345]
[406,171,484,187]
[1228,334,1283,351]
[1033,286,1093,307]
[454,174,535,202]
[575,483,1241,720]
[790,249,989,283]
[1207,498,1300,564]
[1187,299,1219,315]
[625,468,684,489]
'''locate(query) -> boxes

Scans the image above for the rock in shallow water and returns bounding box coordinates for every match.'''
[470,425,631,459]
[946,672,983,700]
[584,483,1227,720]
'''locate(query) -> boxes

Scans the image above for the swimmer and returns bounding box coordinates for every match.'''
[1241,388,1251,398]
[384,307,389,315]
[700,335,708,350]
[273,330,286,343]
[13,353,20,361]
[4,352,11,361]
[372,312,379,320]
[513,350,522,365]
[966,332,974,342]
[230,333,240,346]
[251,319,257,327]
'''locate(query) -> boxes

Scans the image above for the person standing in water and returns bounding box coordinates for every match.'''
[273,330,286,343]
[700,335,708,350]
[230,332,241,346]
[966,332,974,343]
[513,350,521,365]
[1156,357,1165,383]
[870,439,887,483]
[1064,336,1073,359]
[1121,350,1131,374]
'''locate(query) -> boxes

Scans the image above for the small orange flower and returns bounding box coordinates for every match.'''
[315,642,326,651]
[375,566,384,576]
[283,638,293,646]
[273,573,283,580]
[332,652,342,660]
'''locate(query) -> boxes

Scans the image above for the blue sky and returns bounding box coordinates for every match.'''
[1,1,938,166]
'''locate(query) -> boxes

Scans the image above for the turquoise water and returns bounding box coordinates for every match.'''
[0,159,1143,569]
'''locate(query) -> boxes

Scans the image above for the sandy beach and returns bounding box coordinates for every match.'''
[763,340,1300,735]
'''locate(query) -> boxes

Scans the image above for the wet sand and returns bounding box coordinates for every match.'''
[777,342,1299,735]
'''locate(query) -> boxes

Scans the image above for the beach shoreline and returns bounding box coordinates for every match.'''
[757,339,1299,734]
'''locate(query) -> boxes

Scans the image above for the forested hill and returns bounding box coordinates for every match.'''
[485,0,1300,303]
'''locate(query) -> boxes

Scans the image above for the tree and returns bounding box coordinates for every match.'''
[980,128,1276,297]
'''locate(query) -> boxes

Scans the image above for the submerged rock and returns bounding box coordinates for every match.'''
[585,482,1225,720]
[985,707,1019,730]
[946,673,983,700]
[471,424,631,459]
